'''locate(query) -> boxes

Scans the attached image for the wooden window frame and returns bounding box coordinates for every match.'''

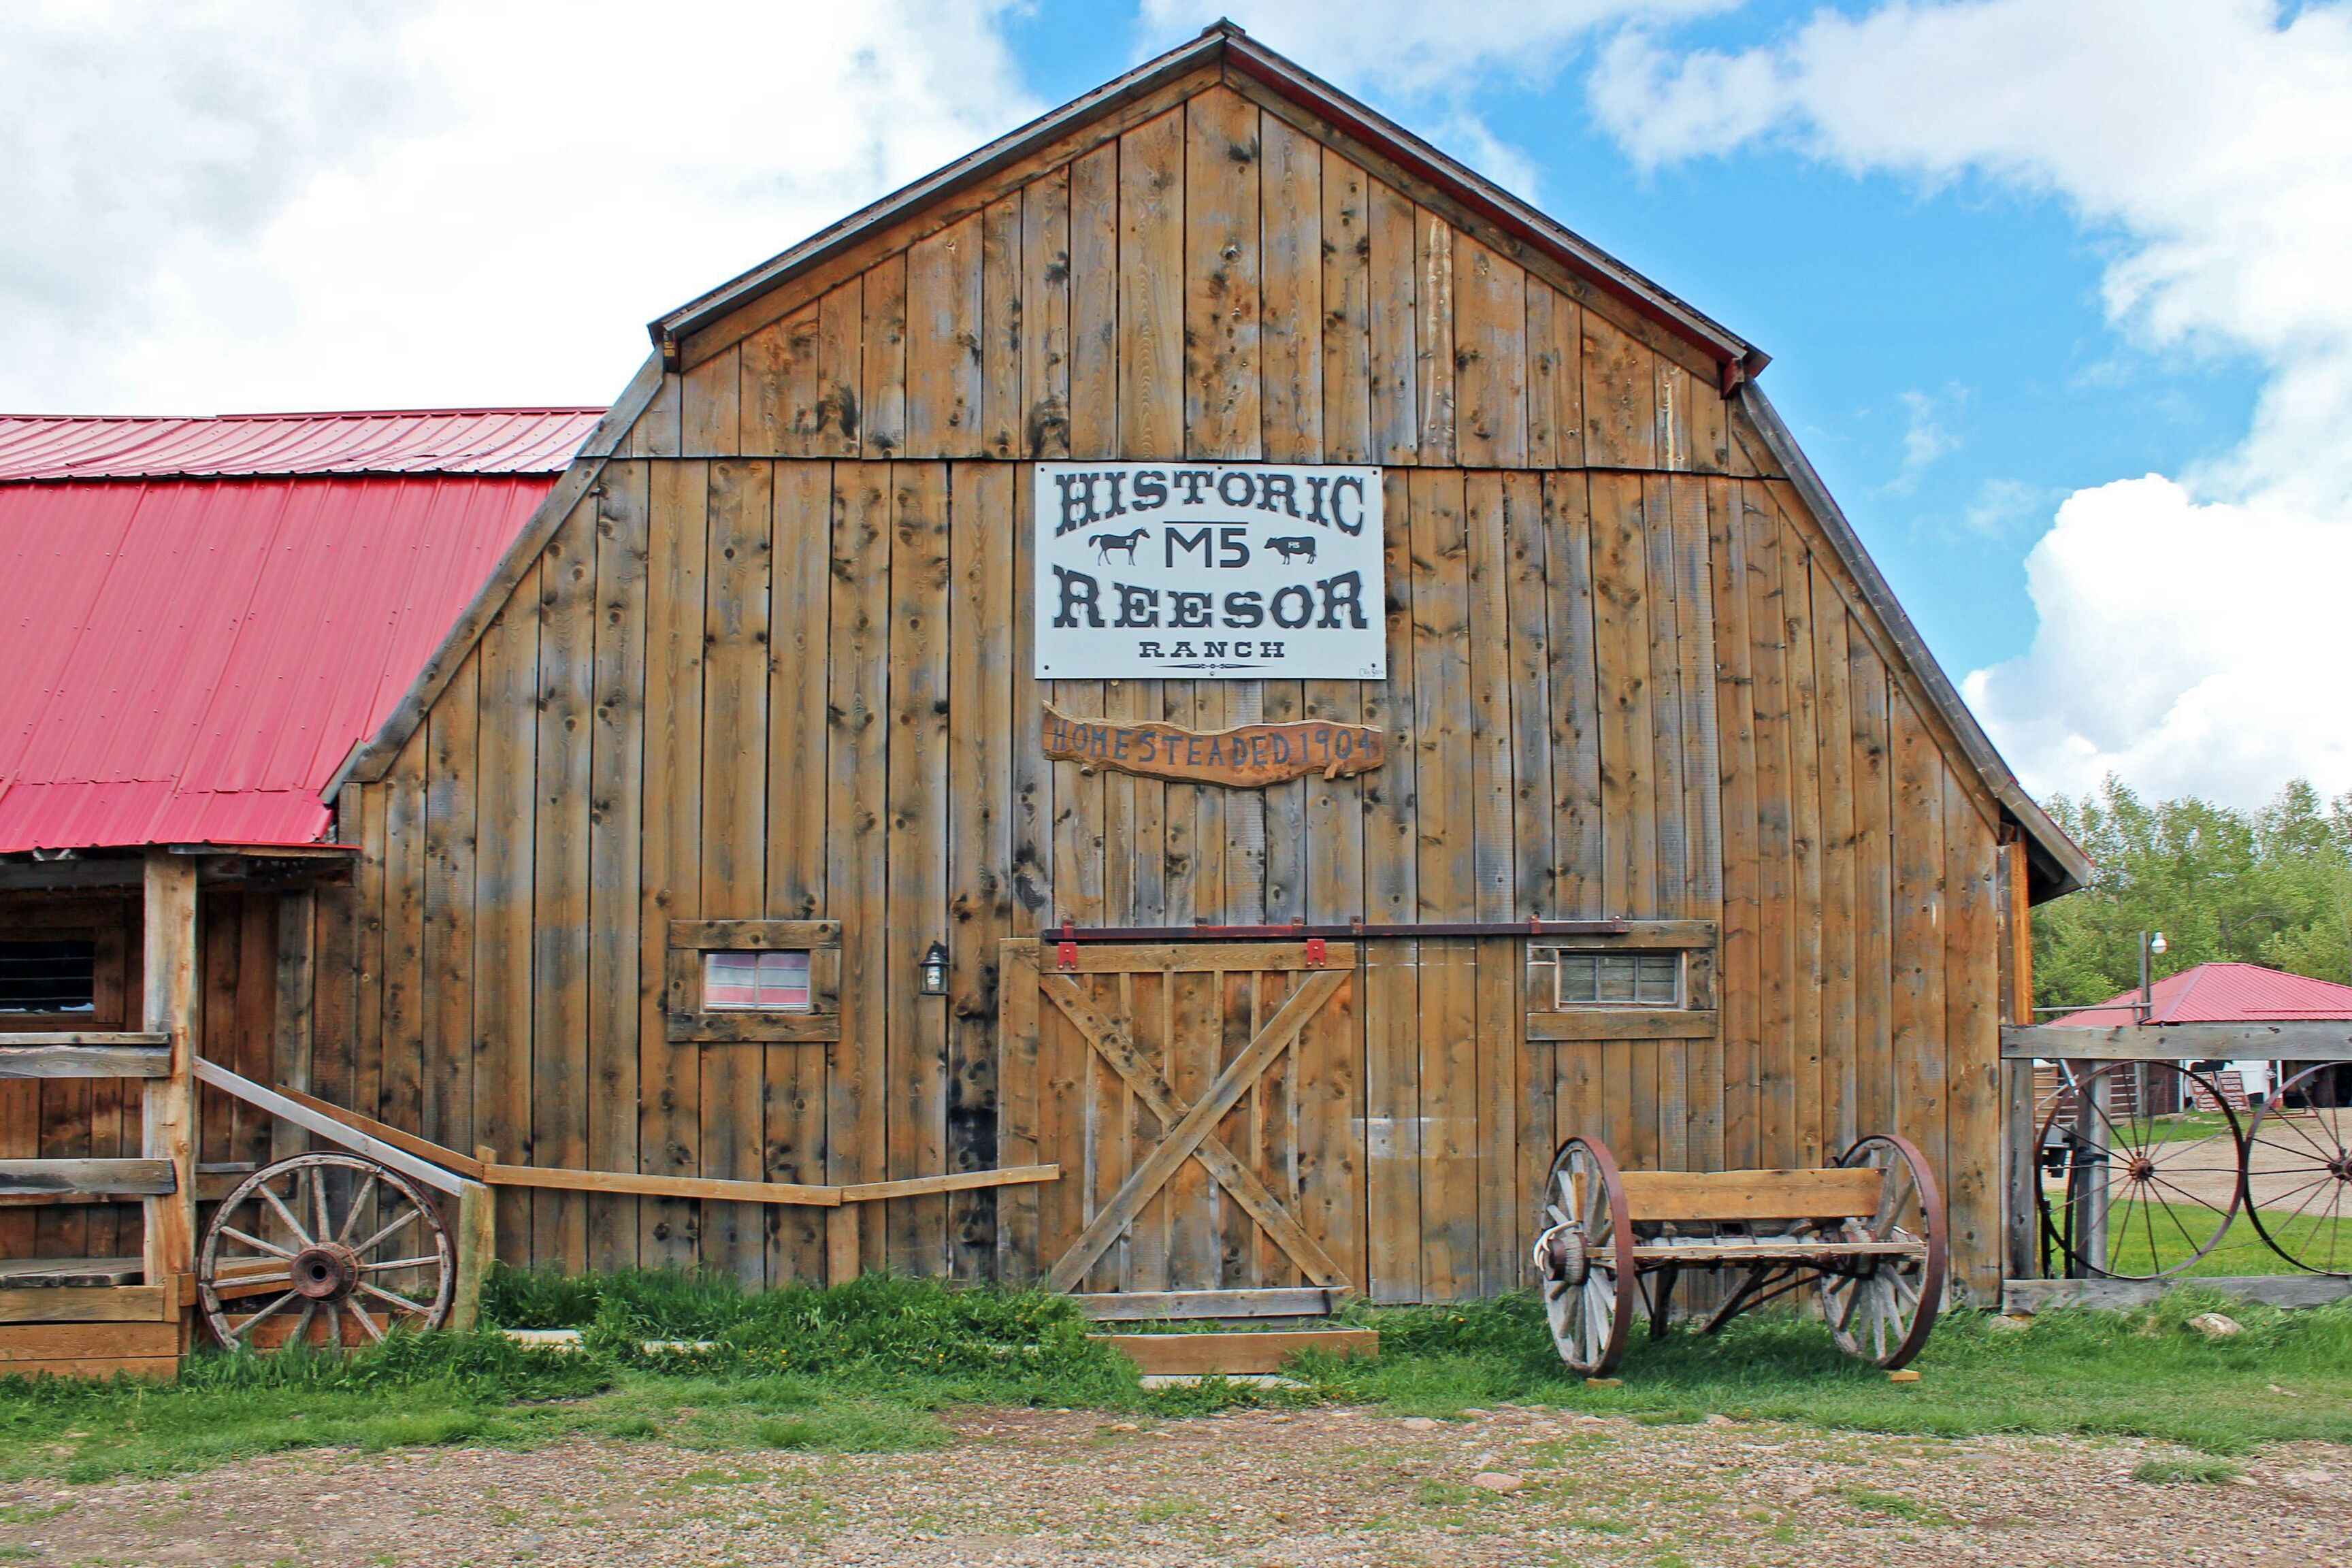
[0,908,129,1031]
[1525,919,1718,1043]
[665,919,842,1043]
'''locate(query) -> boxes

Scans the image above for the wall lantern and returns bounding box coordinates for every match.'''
[919,940,950,996]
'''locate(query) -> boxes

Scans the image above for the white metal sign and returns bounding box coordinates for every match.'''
[1032,462,1386,679]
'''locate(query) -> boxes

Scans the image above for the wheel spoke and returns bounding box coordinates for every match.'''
[346,1297,385,1344]
[363,1254,442,1273]
[287,1299,318,1350]
[310,1167,333,1248]
[229,1290,301,1341]
[336,1173,380,1245]
[216,1224,297,1261]
[356,1279,430,1317]
[259,1181,314,1249]
[353,1205,423,1257]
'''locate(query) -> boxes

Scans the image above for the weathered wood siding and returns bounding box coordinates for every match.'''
[311,75,2014,1300]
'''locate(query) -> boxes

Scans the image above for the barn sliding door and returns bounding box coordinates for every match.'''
[996,940,1360,1309]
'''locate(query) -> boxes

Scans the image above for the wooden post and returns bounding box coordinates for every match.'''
[140,849,199,1288]
[1999,838,2038,1280]
[450,1177,496,1332]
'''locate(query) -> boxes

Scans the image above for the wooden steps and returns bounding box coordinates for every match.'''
[0,1279,182,1381]
[0,1256,143,1289]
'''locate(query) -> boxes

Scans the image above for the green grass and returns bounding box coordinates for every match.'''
[2082,1199,2348,1277]
[6,1269,2350,1486]
[2131,1456,2242,1484]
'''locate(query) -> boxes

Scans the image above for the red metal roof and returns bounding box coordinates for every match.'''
[2052,962,2352,1026]
[0,410,586,851]
[0,408,600,481]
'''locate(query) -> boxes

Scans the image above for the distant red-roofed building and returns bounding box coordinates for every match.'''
[2044,961,2352,1110]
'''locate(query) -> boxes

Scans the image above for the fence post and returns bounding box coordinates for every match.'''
[140,849,199,1291]
[450,1177,497,1331]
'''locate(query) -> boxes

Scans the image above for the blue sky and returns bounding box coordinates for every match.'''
[1,1,2342,806]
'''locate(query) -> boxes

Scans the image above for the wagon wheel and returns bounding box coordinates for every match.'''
[2034,1062,2244,1279]
[2244,1065,2352,1275]
[198,1152,455,1350]
[1818,1134,1946,1369]
[1531,1135,1637,1377]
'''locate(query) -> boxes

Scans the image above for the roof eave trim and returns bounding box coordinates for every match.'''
[329,353,667,800]
[648,29,1758,379]
[1734,384,2089,900]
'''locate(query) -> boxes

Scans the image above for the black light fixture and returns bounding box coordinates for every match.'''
[919,940,950,996]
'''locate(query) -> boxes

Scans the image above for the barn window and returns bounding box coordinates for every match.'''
[0,939,97,1013]
[1539,949,1683,1009]
[667,919,840,1043]
[703,949,813,1011]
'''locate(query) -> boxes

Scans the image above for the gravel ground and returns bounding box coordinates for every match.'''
[6,1405,2347,1567]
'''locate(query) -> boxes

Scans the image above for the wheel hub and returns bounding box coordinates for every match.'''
[1536,1225,1589,1286]
[290,1241,361,1302]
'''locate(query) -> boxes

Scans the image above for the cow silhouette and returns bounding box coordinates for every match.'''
[1090,527,1149,564]
[1266,536,1318,565]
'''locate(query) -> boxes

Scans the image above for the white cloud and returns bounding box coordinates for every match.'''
[0,0,1039,412]
[1589,0,2352,806]
[1885,387,1963,495]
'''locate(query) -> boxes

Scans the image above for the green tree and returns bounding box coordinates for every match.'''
[2031,777,2352,1011]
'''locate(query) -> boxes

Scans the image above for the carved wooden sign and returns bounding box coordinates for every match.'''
[1043,705,1387,787]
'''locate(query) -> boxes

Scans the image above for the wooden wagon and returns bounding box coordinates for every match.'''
[1532,1134,1946,1375]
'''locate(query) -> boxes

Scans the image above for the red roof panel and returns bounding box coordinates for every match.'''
[2052,962,2352,1026]
[0,408,600,481]
[0,470,557,851]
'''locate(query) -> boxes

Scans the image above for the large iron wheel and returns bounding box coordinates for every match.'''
[1533,1135,1637,1377]
[1818,1134,1946,1369]
[2035,1062,2244,1279]
[2244,1065,2352,1275]
[198,1152,454,1350]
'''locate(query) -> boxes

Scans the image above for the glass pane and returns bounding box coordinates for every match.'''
[1556,953,1599,1004]
[0,940,96,1013]
[1633,953,1680,1005]
[1597,954,1639,1002]
[704,951,762,1010]
[755,949,813,1009]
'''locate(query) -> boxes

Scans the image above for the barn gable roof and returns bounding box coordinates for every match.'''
[649,21,1765,391]
[338,29,2085,897]
[0,409,596,853]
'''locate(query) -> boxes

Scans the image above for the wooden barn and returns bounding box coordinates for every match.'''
[3,24,2089,1364]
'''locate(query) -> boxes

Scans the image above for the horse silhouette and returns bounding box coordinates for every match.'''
[1265,536,1318,564]
[1090,527,1149,564]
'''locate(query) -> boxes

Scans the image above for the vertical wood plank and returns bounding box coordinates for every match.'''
[1588,473,1654,923]
[583,463,648,1270]
[681,344,740,457]
[1184,87,1262,460]
[886,463,952,1275]
[532,505,597,1267]
[1890,689,1949,1224]
[1362,471,1418,1301]
[765,461,833,1283]
[1641,474,1688,922]
[1319,150,1373,463]
[1454,238,1526,468]
[422,651,479,1158]
[698,459,773,1284]
[1464,474,1516,924]
[380,736,427,1140]
[1708,478,1761,1171]
[947,463,1015,1275]
[1543,474,1603,920]
[1415,210,1456,466]
[827,463,894,1270]
[1119,108,1187,461]
[862,258,909,459]
[740,308,819,458]
[270,889,315,1163]
[980,195,1024,462]
[1022,165,1073,460]
[1812,560,1859,1162]
[1782,532,1825,1169]
[639,463,705,1269]
[906,216,984,459]
[1742,482,1797,1173]
[1850,641,1897,1153]
[1581,312,1655,470]
[1526,287,1584,470]
[817,280,863,458]
[1260,110,1323,465]
[473,560,539,1265]
[1367,180,1418,464]
[1944,771,2002,1299]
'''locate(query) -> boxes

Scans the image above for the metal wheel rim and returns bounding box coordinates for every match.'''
[1537,1136,1635,1376]
[2034,1062,2244,1280]
[1820,1134,1946,1370]
[2244,1064,2352,1277]
[197,1152,455,1350]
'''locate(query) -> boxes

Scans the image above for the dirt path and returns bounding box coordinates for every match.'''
[6,1405,2346,1567]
